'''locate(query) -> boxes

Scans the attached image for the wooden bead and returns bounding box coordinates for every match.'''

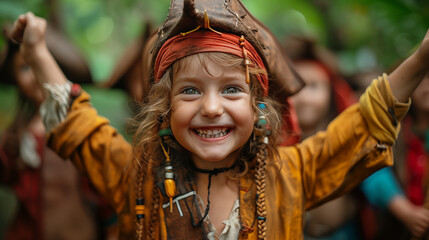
[135,205,145,215]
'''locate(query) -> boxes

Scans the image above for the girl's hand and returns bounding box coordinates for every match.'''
[10,12,48,64]
[9,12,67,86]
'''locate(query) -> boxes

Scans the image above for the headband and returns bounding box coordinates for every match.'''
[154,30,269,96]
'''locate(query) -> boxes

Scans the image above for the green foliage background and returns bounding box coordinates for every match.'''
[0,0,428,135]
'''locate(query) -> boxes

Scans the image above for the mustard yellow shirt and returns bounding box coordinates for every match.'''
[47,75,410,239]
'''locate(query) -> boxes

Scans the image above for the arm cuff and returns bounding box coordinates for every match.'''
[359,73,411,145]
[39,81,72,133]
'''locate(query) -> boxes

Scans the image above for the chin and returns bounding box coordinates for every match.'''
[192,148,240,166]
[197,154,228,163]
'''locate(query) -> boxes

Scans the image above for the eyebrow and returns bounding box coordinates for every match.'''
[174,74,246,84]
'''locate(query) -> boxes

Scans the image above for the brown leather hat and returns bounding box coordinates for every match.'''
[0,24,93,85]
[143,0,304,101]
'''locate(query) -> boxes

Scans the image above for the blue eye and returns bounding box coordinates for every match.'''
[182,88,200,95]
[223,87,240,94]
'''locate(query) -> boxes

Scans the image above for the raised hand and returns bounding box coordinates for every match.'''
[10,12,48,65]
[9,12,67,86]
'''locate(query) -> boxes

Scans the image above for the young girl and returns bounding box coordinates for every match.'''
[9,0,429,239]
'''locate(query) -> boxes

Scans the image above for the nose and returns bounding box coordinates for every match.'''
[200,92,223,118]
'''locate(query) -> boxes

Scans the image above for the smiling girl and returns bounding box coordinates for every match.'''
[8,0,429,239]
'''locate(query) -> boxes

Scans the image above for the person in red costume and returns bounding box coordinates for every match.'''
[286,37,429,240]
[0,25,118,240]
[404,73,429,207]
[377,71,429,240]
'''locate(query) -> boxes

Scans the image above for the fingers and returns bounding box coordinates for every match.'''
[412,226,424,238]
[10,13,28,43]
[412,209,429,238]
[9,12,47,50]
[421,209,429,223]
[9,12,45,43]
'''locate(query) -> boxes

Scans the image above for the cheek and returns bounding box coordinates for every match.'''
[230,101,255,132]
[170,104,186,129]
[292,86,331,123]
[170,100,198,133]
[313,87,331,111]
[290,91,307,108]
[309,89,331,121]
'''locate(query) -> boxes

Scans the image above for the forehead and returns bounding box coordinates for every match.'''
[295,61,330,85]
[172,53,246,82]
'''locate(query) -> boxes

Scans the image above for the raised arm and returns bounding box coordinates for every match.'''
[389,29,429,102]
[10,12,67,87]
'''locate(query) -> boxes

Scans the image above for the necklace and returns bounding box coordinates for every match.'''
[193,162,237,226]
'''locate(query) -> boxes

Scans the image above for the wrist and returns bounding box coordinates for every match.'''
[24,43,50,66]
[389,196,413,220]
[410,51,429,74]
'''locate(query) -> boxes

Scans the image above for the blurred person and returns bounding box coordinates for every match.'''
[0,25,118,240]
[287,37,429,240]
[286,39,361,239]
[367,72,429,240]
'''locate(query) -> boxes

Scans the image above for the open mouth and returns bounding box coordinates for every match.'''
[194,128,230,138]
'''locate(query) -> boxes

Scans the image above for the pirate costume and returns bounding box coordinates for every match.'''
[42,0,410,239]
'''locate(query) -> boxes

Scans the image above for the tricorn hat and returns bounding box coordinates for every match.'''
[143,0,304,102]
[126,0,303,144]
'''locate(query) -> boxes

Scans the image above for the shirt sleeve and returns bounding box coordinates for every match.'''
[39,81,72,133]
[279,74,410,209]
[359,73,411,145]
[45,90,134,216]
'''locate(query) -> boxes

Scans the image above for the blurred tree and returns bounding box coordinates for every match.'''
[243,0,429,74]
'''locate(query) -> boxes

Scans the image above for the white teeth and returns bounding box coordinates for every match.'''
[195,128,228,138]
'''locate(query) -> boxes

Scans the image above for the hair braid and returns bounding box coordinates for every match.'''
[147,181,160,240]
[135,163,144,240]
[255,143,268,240]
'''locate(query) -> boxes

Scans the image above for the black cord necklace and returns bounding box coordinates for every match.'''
[193,162,237,226]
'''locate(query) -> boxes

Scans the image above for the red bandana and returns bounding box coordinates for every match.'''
[154,30,268,95]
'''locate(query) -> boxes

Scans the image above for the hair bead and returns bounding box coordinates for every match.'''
[159,129,177,213]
